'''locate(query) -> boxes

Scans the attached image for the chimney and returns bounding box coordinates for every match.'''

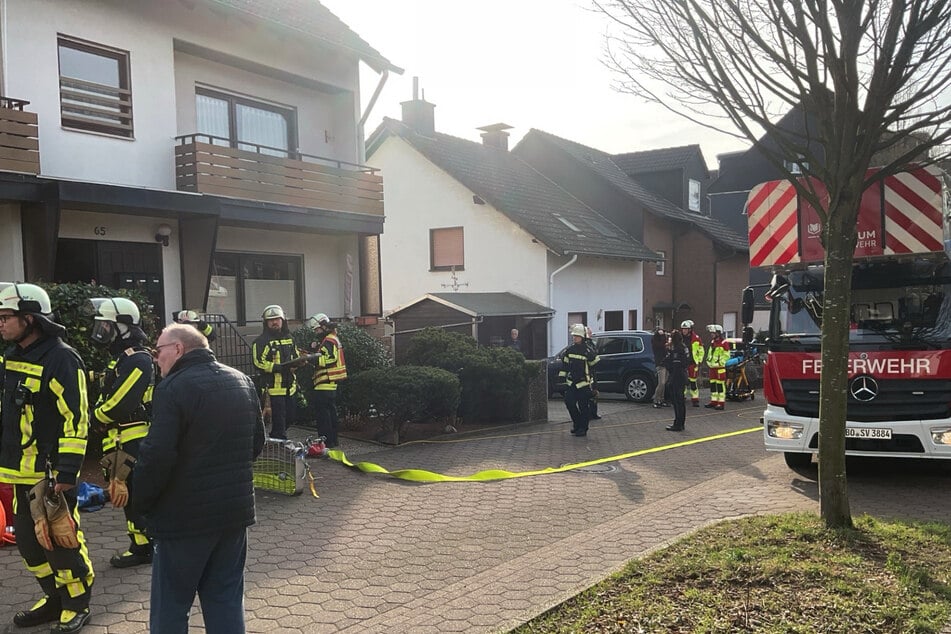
[478,123,513,151]
[400,77,436,137]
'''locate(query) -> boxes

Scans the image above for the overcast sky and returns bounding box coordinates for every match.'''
[321,0,751,169]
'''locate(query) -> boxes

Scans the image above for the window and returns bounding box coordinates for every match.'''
[784,155,810,174]
[196,88,297,158]
[430,227,464,270]
[604,310,623,331]
[568,312,587,328]
[656,250,666,276]
[597,336,631,355]
[207,252,302,325]
[688,179,701,212]
[58,36,133,137]
[628,310,638,329]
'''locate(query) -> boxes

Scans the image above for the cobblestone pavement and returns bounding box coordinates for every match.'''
[3,396,951,633]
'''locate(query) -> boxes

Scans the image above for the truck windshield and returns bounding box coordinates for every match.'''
[771,261,951,348]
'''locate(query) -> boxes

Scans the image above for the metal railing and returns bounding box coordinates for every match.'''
[202,313,254,377]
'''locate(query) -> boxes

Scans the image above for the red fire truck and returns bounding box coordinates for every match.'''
[740,166,951,469]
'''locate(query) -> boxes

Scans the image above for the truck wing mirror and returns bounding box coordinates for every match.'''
[741,287,755,325]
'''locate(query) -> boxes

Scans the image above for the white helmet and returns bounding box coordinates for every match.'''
[176,309,200,323]
[680,320,694,329]
[305,313,330,330]
[262,304,285,320]
[706,324,724,334]
[0,282,52,315]
[89,297,140,344]
[569,323,587,338]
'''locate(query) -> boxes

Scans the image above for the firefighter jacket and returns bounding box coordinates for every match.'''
[92,346,153,452]
[194,320,216,343]
[689,332,705,367]
[0,336,89,486]
[313,332,347,391]
[706,337,730,370]
[252,331,299,396]
[558,341,598,389]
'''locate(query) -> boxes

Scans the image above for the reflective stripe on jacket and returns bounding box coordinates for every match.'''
[706,339,730,369]
[252,333,299,396]
[314,333,347,391]
[689,333,705,366]
[0,336,89,485]
[94,347,153,451]
[558,341,597,388]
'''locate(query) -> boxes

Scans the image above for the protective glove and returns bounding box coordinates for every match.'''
[28,480,53,551]
[45,490,79,549]
[108,479,129,508]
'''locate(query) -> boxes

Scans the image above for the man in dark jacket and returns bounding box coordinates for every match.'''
[134,324,265,634]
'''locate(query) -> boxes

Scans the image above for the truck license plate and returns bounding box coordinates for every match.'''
[845,427,892,440]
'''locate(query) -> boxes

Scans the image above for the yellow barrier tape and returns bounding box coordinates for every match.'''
[327,426,761,483]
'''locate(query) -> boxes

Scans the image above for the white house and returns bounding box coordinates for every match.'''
[367,95,661,357]
[0,0,399,349]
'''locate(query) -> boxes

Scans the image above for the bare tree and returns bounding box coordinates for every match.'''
[594,0,951,528]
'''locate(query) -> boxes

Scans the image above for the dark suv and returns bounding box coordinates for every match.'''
[547,330,657,402]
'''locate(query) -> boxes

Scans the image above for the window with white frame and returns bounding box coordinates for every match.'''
[656,251,666,276]
[196,88,297,158]
[688,179,701,212]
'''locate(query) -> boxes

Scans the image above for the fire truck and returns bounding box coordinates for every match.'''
[740,165,951,469]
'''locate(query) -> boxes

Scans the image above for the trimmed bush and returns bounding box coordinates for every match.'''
[399,327,538,423]
[345,365,460,442]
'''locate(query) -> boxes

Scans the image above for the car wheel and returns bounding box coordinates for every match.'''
[623,374,654,402]
[783,452,813,470]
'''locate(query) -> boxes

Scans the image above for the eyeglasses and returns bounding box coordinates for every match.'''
[151,342,179,358]
[0,314,19,324]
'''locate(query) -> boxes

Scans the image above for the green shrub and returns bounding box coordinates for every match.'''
[399,327,538,423]
[345,365,460,441]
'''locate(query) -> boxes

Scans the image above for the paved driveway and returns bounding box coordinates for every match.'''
[3,397,951,633]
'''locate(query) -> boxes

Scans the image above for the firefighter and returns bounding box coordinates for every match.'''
[0,283,94,632]
[705,324,730,410]
[252,305,300,440]
[88,297,154,568]
[173,309,216,343]
[559,323,598,437]
[305,313,347,448]
[680,320,704,407]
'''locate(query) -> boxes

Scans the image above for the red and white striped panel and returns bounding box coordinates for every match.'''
[883,167,945,255]
[746,180,800,267]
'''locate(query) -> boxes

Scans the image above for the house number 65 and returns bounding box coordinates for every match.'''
[94,226,107,236]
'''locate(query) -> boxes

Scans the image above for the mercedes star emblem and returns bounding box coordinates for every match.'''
[849,375,879,402]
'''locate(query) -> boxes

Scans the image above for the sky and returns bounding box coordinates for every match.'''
[320,0,752,169]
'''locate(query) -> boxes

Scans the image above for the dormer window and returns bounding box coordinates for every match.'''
[688,179,701,212]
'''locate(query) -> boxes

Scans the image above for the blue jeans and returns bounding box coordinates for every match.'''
[150,527,248,634]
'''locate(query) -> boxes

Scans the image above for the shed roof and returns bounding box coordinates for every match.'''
[389,292,554,318]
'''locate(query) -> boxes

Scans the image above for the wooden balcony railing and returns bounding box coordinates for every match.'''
[0,97,39,175]
[174,134,383,216]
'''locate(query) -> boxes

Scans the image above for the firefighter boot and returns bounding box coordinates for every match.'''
[110,545,152,568]
[13,595,61,627]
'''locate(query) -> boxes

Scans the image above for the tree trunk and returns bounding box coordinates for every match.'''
[817,198,857,529]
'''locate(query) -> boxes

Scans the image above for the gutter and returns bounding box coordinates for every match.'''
[547,254,578,356]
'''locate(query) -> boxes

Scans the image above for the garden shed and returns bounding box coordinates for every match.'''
[388,292,554,361]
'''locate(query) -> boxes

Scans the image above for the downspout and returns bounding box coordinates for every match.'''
[548,254,578,356]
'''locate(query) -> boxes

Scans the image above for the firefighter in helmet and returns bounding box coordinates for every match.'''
[559,323,598,437]
[88,297,154,568]
[0,283,94,632]
[680,320,704,407]
[173,309,216,343]
[305,313,347,448]
[252,304,300,440]
[705,324,729,410]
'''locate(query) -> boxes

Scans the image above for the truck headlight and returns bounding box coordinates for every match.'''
[931,427,951,445]
[767,421,804,440]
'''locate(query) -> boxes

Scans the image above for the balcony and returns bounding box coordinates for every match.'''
[0,98,39,175]
[174,134,383,216]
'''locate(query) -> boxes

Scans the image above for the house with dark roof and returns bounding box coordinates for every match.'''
[513,131,750,336]
[612,144,711,215]
[0,0,397,351]
[366,95,661,358]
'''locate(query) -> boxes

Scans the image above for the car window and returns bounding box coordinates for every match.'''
[631,337,646,353]
[596,336,631,355]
